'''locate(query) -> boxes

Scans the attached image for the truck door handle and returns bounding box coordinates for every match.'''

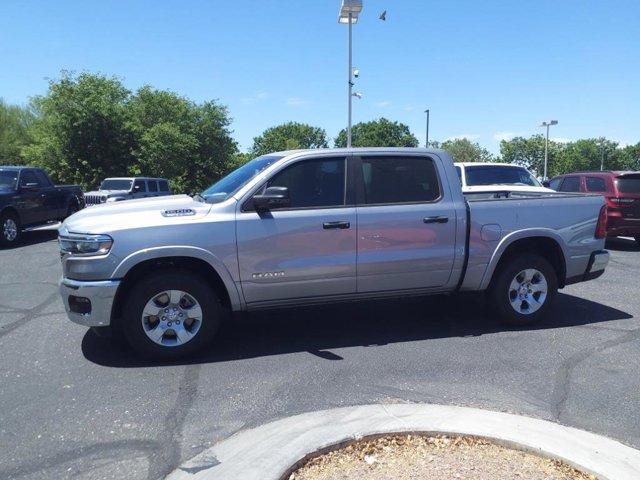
[423,216,449,224]
[323,221,350,230]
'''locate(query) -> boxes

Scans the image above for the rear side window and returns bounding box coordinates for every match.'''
[559,176,580,192]
[19,170,40,187]
[267,157,346,209]
[361,156,440,204]
[148,180,158,192]
[159,180,169,192]
[133,179,147,192]
[616,176,640,194]
[548,178,562,191]
[585,177,606,192]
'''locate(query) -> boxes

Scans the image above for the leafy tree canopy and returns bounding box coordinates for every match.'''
[440,138,495,163]
[334,118,419,148]
[0,99,36,164]
[250,122,328,157]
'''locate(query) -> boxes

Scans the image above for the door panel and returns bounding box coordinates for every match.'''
[236,155,357,304]
[236,208,357,303]
[355,155,456,293]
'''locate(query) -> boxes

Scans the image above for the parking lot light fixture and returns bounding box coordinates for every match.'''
[539,120,558,180]
[338,0,363,148]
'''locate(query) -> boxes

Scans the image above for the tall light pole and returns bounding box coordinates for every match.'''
[338,0,363,148]
[539,120,558,180]
[424,109,430,147]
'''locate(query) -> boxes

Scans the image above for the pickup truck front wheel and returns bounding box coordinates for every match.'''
[489,253,558,326]
[122,270,221,359]
[1,211,21,247]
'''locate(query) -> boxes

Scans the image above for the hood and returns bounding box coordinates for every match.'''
[63,194,213,234]
[84,189,130,197]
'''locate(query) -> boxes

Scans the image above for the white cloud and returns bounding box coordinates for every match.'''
[493,131,519,142]
[446,134,480,141]
[286,97,309,107]
[240,92,269,105]
[375,100,391,107]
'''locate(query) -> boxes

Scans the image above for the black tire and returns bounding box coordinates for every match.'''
[122,269,221,360]
[635,236,640,247]
[64,201,79,220]
[0,211,21,247]
[488,253,558,326]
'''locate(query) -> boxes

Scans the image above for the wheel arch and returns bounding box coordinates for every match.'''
[481,231,567,290]
[111,248,243,325]
[0,206,21,224]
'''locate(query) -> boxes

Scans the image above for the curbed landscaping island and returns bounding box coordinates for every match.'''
[288,434,596,480]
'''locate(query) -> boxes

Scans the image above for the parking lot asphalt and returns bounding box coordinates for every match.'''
[1,231,639,480]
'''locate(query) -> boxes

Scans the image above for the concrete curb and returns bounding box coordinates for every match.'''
[166,404,640,480]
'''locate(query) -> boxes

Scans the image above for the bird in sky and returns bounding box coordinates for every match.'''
[379,10,387,21]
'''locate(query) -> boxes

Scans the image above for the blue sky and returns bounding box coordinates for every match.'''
[1,0,638,153]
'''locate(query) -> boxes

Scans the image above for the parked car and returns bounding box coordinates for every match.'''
[0,166,84,247]
[58,148,609,359]
[547,171,640,244]
[455,162,554,193]
[84,177,171,205]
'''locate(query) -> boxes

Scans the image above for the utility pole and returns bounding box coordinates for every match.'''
[424,109,430,147]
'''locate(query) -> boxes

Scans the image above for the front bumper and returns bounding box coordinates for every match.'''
[59,277,120,327]
[565,250,610,285]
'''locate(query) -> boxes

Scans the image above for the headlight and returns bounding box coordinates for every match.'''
[59,234,113,257]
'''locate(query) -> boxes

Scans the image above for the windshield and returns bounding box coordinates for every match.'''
[616,175,640,194]
[201,155,283,203]
[465,165,541,187]
[0,170,18,192]
[100,179,133,190]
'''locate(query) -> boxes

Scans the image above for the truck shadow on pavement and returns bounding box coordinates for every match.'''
[82,292,633,368]
[605,237,640,252]
[2,230,58,249]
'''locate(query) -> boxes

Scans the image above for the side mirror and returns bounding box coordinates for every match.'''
[20,182,39,192]
[542,180,550,188]
[252,186,290,211]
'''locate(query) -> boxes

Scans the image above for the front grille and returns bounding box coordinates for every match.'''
[85,194,105,205]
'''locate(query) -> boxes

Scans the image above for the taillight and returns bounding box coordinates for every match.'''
[595,205,608,239]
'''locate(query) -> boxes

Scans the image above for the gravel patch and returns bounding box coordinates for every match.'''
[288,434,596,480]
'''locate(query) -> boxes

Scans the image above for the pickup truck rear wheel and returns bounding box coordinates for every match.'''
[1,211,21,247]
[489,253,558,326]
[122,270,221,359]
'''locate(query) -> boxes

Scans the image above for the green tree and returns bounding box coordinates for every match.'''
[499,134,565,177]
[619,142,640,171]
[250,122,328,156]
[440,138,494,163]
[554,138,622,174]
[0,99,36,163]
[334,118,419,148]
[23,72,135,188]
[128,86,238,193]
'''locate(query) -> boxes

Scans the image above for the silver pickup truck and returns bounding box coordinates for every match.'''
[58,148,610,359]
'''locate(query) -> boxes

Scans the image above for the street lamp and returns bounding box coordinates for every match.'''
[539,120,558,180]
[338,0,363,148]
[424,109,430,147]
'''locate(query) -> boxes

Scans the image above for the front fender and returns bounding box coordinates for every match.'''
[112,246,243,311]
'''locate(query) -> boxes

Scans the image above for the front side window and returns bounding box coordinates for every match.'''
[134,180,147,192]
[266,157,346,209]
[464,165,541,187]
[559,176,581,192]
[548,178,562,191]
[585,177,606,192]
[0,170,19,191]
[361,156,440,204]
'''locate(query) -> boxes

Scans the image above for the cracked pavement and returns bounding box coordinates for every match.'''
[1,231,639,479]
